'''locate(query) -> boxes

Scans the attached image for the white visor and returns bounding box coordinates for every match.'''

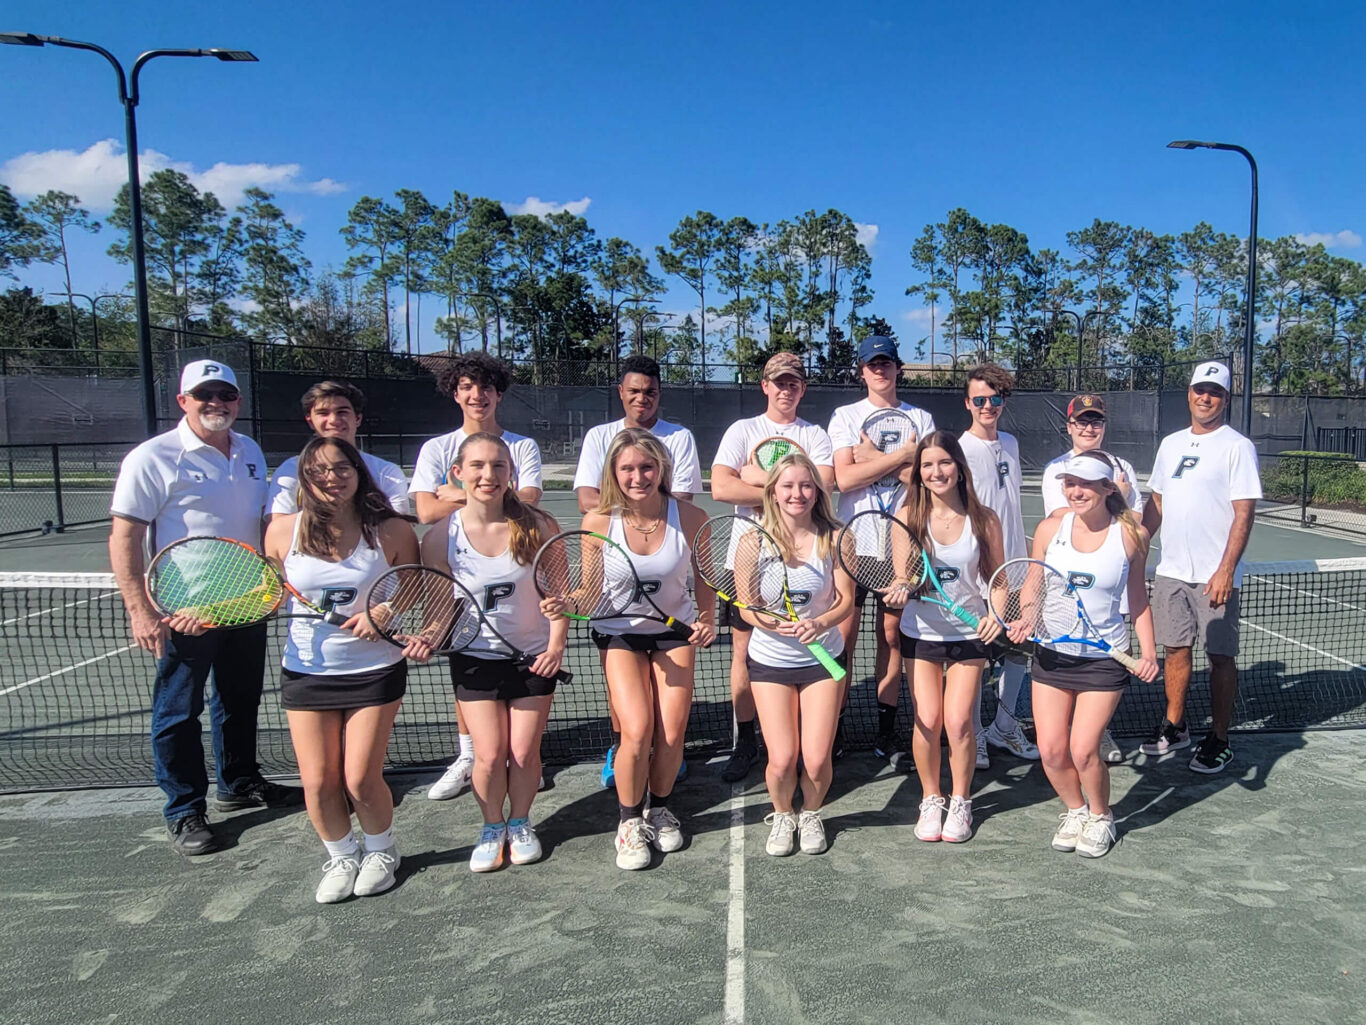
[1056,455,1115,483]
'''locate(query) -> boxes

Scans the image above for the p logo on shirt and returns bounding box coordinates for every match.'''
[1064,572,1095,595]
[319,587,357,611]
[633,580,663,602]
[483,582,515,611]
[1173,456,1200,478]
[787,590,813,608]
[935,566,960,583]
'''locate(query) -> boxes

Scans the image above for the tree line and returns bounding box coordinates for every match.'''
[1,177,1363,393]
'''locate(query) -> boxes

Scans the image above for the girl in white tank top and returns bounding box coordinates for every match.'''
[1024,451,1159,858]
[262,437,420,903]
[577,427,715,871]
[895,432,1005,845]
[419,432,568,873]
[743,451,855,857]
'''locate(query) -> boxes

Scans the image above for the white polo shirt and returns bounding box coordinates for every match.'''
[268,451,410,516]
[110,419,269,550]
[712,414,834,518]
[1148,424,1262,586]
[572,417,703,495]
[959,430,1026,561]
[410,428,543,496]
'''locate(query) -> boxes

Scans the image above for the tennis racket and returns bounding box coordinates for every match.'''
[145,536,347,628]
[749,435,803,472]
[987,558,1143,673]
[692,515,847,681]
[364,564,571,679]
[532,530,696,642]
[860,407,917,512]
[835,510,982,629]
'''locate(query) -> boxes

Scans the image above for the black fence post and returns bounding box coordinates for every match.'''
[51,443,66,533]
[1299,455,1311,528]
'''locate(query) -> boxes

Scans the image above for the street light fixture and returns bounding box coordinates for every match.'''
[1167,139,1259,435]
[50,291,130,370]
[2,33,257,437]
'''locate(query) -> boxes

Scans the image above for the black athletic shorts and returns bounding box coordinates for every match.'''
[448,652,561,701]
[280,661,407,711]
[898,634,990,664]
[590,628,690,653]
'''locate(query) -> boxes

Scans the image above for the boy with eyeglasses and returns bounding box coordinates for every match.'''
[1039,394,1141,764]
[959,364,1033,768]
[268,380,409,518]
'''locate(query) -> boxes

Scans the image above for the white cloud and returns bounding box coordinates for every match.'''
[855,222,879,254]
[0,139,344,211]
[506,196,592,218]
[1294,229,1362,249]
[900,307,938,328]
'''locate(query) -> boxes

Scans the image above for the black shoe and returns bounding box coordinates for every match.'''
[721,741,757,783]
[872,729,901,760]
[215,778,303,812]
[168,813,219,856]
[1138,717,1191,757]
[1189,734,1233,774]
[832,720,846,761]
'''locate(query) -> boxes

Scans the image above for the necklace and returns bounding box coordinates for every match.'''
[626,515,661,535]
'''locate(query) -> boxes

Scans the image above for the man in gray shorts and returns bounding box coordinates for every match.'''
[1139,361,1261,773]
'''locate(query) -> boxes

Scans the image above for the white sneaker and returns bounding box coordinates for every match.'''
[1075,813,1117,859]
[985,719,1040,760]
[469,822,507,873]
[798,809,827,854]
[646,806,685,852]
[975,730,990,770]
[1100,730,1124,764]
[507,821,543,865]
[615,817,654,870]
[764,811,798,856]
[915,795,947,842]
[942,796,973,843]
[428,754,475,800]
[538,773,547,791]
[314,853,360,904]
[1051,804,1091,852]
[354,844,400,896]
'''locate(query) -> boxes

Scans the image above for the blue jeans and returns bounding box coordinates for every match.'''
[150,622,268,823]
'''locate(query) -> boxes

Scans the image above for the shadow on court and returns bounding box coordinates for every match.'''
[2,731,1363,1025]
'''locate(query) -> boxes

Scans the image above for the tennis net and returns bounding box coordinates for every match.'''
[2,560,1364,792]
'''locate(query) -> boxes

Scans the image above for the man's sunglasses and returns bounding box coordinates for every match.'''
[970,395,1004,408]
[191,388,240,402]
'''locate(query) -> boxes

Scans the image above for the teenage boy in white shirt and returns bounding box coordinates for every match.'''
[958,363,1035,768]
[827,335,934,763]
[711,351,835,780]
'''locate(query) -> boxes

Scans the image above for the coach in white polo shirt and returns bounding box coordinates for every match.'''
[110,359,294,857]
[1140,360,1261,774]
[573,354,702,512]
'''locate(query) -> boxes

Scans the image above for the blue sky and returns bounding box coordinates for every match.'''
[3,0,1363,352]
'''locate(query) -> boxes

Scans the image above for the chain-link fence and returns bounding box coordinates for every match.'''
[0,442,133,537]
[1257,451,1366,536]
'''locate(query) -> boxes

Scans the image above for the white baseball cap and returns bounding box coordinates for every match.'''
[1190,360,1231,392]
[180,359,239,395]
[1055,454,1115,483]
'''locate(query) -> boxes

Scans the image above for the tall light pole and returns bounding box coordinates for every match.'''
[1,32,257,437]
[1168,140,1258,435]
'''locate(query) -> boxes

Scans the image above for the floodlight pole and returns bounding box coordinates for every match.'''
[1167,140,1258,435]
[1,33,257,437]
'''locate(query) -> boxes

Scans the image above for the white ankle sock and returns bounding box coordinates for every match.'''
[323,834,359,858]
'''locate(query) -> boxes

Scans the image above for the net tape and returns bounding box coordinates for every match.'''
[1,560,1364,791]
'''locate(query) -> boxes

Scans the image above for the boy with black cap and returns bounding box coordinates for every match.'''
[827,335,934,763]
[1140,361,1261,773]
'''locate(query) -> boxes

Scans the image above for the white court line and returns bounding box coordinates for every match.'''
[1245,575,1366,615]
[723,781,746,1025]
[0,589,121,629]
[1242,620,1365,672]
[0,645,138,697]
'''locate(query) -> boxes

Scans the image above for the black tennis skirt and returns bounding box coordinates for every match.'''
[280,661,407,711]
[1031,646,1129,692]
[448,651,561,701]
[745,656,841,687]
[898,634,990,664]
[590,628,691,653]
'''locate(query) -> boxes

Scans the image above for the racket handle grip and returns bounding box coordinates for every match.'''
[1109,647,1145,674]
[810,643,847,682]
[323,611,349,627]
[667,619,696,643]
[948,605,981,630]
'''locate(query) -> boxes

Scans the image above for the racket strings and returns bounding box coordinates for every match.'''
[370,567,470,650]
[993,562,1072,636]
[753,439,793,471]
[150,539,284,626]
[842,514,926,595]
[536,535,637,619]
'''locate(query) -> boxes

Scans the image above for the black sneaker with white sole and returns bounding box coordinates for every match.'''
[215,778,304,812]
[1138,717,1191,757]
[1189,734,1233,774]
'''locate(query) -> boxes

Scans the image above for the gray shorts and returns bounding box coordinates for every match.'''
[1151,575,1240,657]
